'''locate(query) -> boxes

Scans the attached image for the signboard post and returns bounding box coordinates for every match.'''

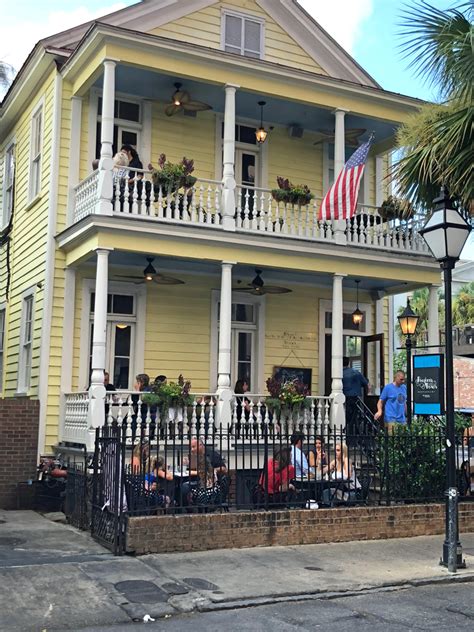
[413,354,445,416]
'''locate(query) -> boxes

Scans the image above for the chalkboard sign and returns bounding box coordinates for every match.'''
[273,366,312,393]
[413,354,444,416]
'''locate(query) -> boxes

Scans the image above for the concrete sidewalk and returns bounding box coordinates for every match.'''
[0,510,474,631]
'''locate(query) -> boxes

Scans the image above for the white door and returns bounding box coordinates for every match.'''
[231,328,255,391]
[106,321,135,389]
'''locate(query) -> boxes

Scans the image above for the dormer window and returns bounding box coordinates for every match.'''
[222,11,264,59]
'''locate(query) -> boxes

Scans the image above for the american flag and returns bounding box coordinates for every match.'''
[319,135,374,220]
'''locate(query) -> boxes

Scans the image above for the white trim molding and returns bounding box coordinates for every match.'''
[17,287,36,395]
[28,96,45,204]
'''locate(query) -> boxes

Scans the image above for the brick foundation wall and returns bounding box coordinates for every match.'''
[126,503,474,555]
[0,398,39,509]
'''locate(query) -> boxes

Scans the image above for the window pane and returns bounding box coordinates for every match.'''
[121,130,138,147]
[241,153,256,185]
[113,357,130,389]
[244,20,261,52]
[238,332,252,362]
[232,304,254,322]
[114,324,131,356]
[112,294,134,315]
[118,100,140,122]
[239,125,257,145]
[225,15,242,47]
[0,310,5,353]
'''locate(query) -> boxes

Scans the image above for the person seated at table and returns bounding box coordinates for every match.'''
[322,442,360,506]
[259,447,296,506]
[290,432,314,479]
[308,435,328,474]
[144,456,172,507]
[187,438,227,479]
[189,456,222,507]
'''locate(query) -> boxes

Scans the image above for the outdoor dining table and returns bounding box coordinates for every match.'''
[291,477,353,505]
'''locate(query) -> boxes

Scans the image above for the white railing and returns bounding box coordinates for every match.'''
[71,169,429,254]
[232,394,332,439]
[74,171,99,221]
[63,391,90,444]
[235,185,429,254]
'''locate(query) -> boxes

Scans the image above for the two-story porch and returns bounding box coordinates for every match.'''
[48,22,441,453]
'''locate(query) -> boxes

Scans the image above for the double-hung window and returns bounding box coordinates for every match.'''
[29,105,43,201]
[19,293,34,392]
[2,142,15,228]
[223,12,264,59]
[0,307,5,391]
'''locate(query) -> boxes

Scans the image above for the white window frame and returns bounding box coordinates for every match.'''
[28,100,44,203]
[79,279,146,390]
[18,289,35,394]
[2,139,15,229]
[210,290,266,392]
[221,9,265,59]
[0,303,5,393]
[90,89,146,167]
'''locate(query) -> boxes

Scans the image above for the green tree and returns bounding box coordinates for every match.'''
[394,2,473,212]
[0,62,15,98]
[452,281,474,325]
[396,288,444,347]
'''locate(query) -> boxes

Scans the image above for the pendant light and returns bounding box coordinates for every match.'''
[255,101,268,144]
[352,279,363,326]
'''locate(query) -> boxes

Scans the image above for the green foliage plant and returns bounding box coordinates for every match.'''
[151,154,197,193]
[271,176,314,206]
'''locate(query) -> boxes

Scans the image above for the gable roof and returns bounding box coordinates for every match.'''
[41,0,378,87]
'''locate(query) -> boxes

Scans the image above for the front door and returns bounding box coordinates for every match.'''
[362,334,384,413]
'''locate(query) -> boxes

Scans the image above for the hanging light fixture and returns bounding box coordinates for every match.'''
[143,257,156,282]
[255,101,268,144]
[352,279,364,326]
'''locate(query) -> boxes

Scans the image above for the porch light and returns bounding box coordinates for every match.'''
[351,279,363,326]
[116,323,128,330]
[397,298,419,337]
[255,101,268,144]
[143,257,156,281]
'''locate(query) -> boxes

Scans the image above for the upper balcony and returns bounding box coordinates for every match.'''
[59,25,433,261]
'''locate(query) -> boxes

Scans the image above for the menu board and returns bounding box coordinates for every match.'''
[413,354,445,416]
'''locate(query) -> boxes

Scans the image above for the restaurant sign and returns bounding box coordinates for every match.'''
[413,354,445,416]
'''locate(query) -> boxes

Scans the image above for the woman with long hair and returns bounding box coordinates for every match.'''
[323,442,360,505]
[308,435,328,473]
[258,446,295,506]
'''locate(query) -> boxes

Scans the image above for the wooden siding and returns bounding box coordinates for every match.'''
[149,0,328,76]
[0,69,57,398]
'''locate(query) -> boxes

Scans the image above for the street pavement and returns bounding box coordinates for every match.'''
[1,510,474,631]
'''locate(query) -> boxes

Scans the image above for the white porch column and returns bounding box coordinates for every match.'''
[428,285,441,347]
[333,108,348,245]
[95,60,116,216]
[375,153,384,207]
[330,273,346,428]
[221,84,239,231]
[67,96,83,224]
[216,261,235,427]
[87,248,112,450]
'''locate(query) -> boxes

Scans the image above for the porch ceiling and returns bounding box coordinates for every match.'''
[83,251,430,296]
[94,66,399,143]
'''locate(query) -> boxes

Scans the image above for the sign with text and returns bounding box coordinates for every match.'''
[413,354,445,415]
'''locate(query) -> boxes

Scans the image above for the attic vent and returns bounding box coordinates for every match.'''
[288,125,303,139]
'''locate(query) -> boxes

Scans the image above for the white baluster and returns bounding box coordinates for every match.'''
[198,185,204,223]
[214,184,221,225]
[243,189,250,229]
[236,188,243,229]
[190,186,197,223]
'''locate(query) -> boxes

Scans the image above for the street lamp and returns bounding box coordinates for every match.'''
[420,186,472,572]
[398,298,419,426]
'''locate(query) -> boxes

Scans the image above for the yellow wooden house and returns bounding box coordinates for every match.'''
[0,0,441,455]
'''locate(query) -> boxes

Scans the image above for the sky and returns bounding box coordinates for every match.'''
[1,0,472,257]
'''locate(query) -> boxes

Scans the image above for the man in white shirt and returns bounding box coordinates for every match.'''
[290,432,314,479]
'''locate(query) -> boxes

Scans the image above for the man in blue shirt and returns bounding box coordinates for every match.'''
[290,432,314,479]
[375,371,407,431]
[342,357,368,444]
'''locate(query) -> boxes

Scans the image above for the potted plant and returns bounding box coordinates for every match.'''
[142,374,193,420]
[265,376,310,418]
[271,176,314,206]
[150,153,197,194]
[377,195,414,221]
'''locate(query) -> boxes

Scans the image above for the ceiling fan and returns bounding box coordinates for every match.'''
[114,257,185,285]
[234,269,292,296]
[165,82,212,117]
[313,127,367,147]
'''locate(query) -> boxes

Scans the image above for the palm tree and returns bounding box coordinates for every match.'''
[394,2,473,213]
[452,282,474,325]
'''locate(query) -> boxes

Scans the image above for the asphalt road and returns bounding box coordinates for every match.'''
[79,582,474,631]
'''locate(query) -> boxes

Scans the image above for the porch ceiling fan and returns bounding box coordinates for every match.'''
[164,82,212,117]
[114,257,185,285]
[313,127,367,147]
[234,269,292,296]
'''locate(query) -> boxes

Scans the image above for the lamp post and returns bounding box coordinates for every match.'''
[398,299,419,426]
[420,186,472,572]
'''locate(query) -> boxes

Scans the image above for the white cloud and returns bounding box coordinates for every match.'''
[297,0,373,54]
[0,3,128,73]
